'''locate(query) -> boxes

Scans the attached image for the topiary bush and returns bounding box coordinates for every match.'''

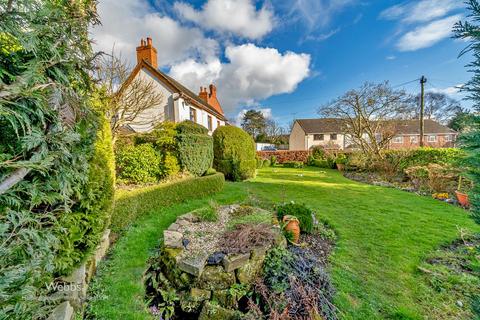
[276,203,314,234]
[175,121,213,176]
[256,157,264,169]
[115,143,161,184]
[213,126,256,181]
[263,159,271,167]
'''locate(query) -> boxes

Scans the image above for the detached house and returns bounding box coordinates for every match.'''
[289,118,458,151]
[119,37,227,133]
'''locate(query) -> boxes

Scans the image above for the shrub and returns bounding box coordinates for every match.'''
[213,126,256,181]
[263,159,271,167]
[283,161,304,168]
[311,146,326,159]
[204,168,217,176]
[111,173,225,231]
[176,126,213,176]
[270,155,277,166]
[276,203,314,234]
[335,153,348,165]
[263,247,295,293]
[386,148,464,171]
[313,159,330,169]
[405,164,459,193]
[193,200,219,222]
[115,143,161,184]
[176,120,208,135]
[256,157,264,169]
[55,114,115,274]
[159,152,180,178]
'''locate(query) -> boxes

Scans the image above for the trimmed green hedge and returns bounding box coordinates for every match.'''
[213,126,256,181]
[384,148,464,171]
[176,121,213,176]
[115,143,161,184]
[111,173,225,232]
[283,161,304,168]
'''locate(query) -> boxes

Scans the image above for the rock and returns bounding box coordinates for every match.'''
[177,213,201,223]
[195,266,236,290]
[60,264,86,309]
[168,223,181,231]
[176,219,191,227]
[179,288,211,313]
[178,252,208,276]
[182,238,190,249]
[456,300,463,308]
[207,251,226,265]
[198,301,242,320]
[251,246,268,260]
[222,253,250,272]
[94,229,110,265]
[236,256,264,285]
[191,287,212,301]
[274,231,287,248]
[164,230,183,248]
[48,301,74,320]
[212,289,238,309]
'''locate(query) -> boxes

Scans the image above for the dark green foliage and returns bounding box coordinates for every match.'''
[263,247,295,293]
[0,1,108,317]
[458,117,480,222]
[283,161,304,168]
[276,203,314,233]
[111,173,225,232]
[454,4,480,225]
[115,143,161,184]
[213,126,256,181]
[176,121,213,176]
[313,159,334,169]
[176,120,209,135]
[55,114,115,274]
[311,146,326,159]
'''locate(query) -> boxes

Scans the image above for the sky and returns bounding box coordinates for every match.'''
[91,0,473,127]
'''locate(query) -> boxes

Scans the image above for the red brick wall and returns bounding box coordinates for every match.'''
[257,150,311,163]
[388,134,456,149]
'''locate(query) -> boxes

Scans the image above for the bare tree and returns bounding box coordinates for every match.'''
[265,119,287,144]
[405,92,464,124]
[94,48,165,141]
[318,82,409,158]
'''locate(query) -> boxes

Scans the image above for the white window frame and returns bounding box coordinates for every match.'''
[410,136,418,143]
[427,135,437,143]
[392,136,403,144]
[444,135,452,142]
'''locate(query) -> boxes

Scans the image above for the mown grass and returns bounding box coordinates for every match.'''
[87,167,479,319]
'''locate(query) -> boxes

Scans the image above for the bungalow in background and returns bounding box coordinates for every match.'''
[119,37,227,133]
[289,118,458,151]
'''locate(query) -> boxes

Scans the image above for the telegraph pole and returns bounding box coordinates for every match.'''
[419,76,427,147]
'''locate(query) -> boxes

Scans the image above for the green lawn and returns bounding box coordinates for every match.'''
[87,167,479,319]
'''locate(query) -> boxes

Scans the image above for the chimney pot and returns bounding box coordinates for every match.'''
[136,37,158,68]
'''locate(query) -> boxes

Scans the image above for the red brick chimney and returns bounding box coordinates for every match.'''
[198,87,208,102]
[207,84,224,115]
[136,37,158,68]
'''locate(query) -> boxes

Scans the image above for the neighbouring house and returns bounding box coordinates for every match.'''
[289,118,458,151]
[119,37,227,133]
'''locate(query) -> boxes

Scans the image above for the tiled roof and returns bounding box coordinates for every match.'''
[121,60,227,121]
[295,118,457,134]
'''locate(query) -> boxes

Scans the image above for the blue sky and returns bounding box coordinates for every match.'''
[92,0,472,127]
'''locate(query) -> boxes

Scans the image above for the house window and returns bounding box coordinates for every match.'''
[410,136,418,143]
[427,135,437,142]
[444,135,452,142]
[208,115,213,131]
[392,136,403,144]
[189,107,197,122]
[314,134,324,141]
[330,134,337,140]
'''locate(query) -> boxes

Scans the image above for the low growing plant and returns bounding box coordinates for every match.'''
[270,155,278,166]
[283,161,304,168]
[276,202,314,233]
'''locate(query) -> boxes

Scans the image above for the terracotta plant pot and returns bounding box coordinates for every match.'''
[455,191,470,207]
[336,163,345,171]
[282,216,300,243]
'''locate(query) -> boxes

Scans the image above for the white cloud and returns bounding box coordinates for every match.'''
[91,0,219,66]
[235,108,273,126]
[174,0,274,39]
[386,55,396,60]
[380,0,463,23]
[396,15,461,51]
[285,0,355,30]
[428,84,464,97]
[169,44,311,113]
